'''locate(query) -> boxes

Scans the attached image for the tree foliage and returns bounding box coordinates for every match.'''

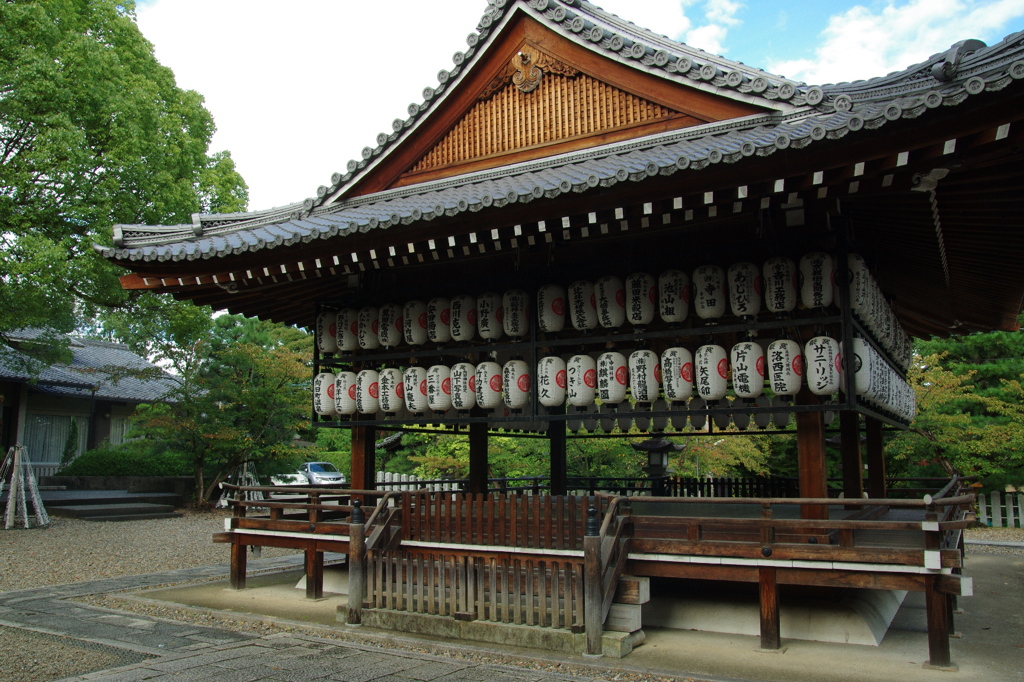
[121,315,312,503]
[0,0,247,349]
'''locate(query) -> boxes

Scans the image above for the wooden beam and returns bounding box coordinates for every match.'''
[305,547,324,600]
[840,411,864,503]
[549,411,567,496]
[925,576,954,669]
[468,419,489,495]
[229,541,247,590]
[795,389,828,519]
[351,425,376,492]
[759,567,781,650]
[865,417,887,499]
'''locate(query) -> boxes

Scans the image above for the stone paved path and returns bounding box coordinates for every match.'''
[0,556,606,682]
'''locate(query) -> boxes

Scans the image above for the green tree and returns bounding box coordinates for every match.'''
[0,0,247,351]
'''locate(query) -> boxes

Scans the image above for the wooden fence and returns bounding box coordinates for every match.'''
[977,491,1024,528]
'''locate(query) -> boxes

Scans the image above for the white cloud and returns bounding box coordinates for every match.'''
[769,0,1024,85]
[591,0,694,39]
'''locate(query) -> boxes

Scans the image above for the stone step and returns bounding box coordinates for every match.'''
[82,512,184,522]
[49,503,178,519]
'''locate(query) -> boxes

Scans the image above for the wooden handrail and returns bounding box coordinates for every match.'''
[637,493,974,508]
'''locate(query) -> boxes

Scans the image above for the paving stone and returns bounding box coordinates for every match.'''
[394,661,473,680]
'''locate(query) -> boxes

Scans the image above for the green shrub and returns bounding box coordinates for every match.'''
[59,440,190,477]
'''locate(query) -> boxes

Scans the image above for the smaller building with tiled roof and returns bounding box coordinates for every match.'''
[0,331,177,475]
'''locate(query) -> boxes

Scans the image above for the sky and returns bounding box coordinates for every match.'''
[133,0,1024,213]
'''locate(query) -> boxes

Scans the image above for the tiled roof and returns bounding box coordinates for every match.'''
[95,1,1024,265]
[0,332,177,403]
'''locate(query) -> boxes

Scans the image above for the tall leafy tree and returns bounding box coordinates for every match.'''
[0,0,247,348]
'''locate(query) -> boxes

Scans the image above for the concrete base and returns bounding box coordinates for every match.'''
[643,583,906,646]
[350,608,644,658]
[294,566,349,595]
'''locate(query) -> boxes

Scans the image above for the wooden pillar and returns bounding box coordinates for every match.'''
[925,576,953,668]
[548,414,567,496]
[795,389,828,519]
[468,420,488,495]
[347,510,366,624]
[839,411,864,502]
[583,507,603,656]
[229,541,247,590]
[759,567,781,650]
[305,546,324,599]
[350,425,376,491]
[865,417,886,499]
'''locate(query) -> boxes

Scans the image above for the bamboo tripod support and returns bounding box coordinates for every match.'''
[2,444,50,529]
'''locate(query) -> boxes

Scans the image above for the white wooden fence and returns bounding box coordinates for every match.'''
[977,491,1024,528]
[376,471,463,492]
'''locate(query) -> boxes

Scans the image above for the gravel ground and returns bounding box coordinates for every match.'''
[0,511,1020,682]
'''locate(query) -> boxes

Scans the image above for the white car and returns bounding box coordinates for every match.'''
[296,461,347,486]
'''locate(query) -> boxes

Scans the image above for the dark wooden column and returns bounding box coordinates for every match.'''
[864,417,887,499]
[925,576,953,668]
[548,412,567,496]
[759,567,781,650]
[350,425,376,491]
[795,389,828,519]
[840,411,864,501]
[468,420,489,495]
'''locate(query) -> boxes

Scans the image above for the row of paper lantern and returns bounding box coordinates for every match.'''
[848,255,912,370]
[313,336,912,422]
[314,252,864,354]
[846,337,916,422]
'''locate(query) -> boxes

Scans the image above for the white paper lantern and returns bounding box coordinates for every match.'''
[730,341,764,399]
[357,306,380,350]
[693,265,727,320]
[502,289,530,338]
[652,399,669,432]
[767,339,803,396]
[733,402,751,431]
[581,403,598,432]
[536,356,566,408]
[763,257,797,313]
[378,303,403,349]
[595,275,626,329]
[450,294,477,342]
[537,285,566,333]
[661,347,694,403]
[316,312,338,354]
[599,403,617,432]
[567,354,596,407]
[337,308,359,352]
[799,252,834,309]
[450,362,477,411]
[597,352,628,404]
[502,359,531,410]
[475,361,503,410]
[402,366,428,414]
[847,254,872,322]
[771,395,791,428]
[689,397,707,430]
[695,344,728,401]
[753,394,772,429]
[727,262,762,319]
[313,372,336,415]
[355,369,379,415]
[617,409,633,432]
[713,401,731,430]
[629,349,660,403]
[568,280,598,331]
[659,270,691,323]
[567,411,584,433]
[427,297,452,344]
[403,300,428,346]
[625,273,656,327]
[477,292,503,340]
[839,338,872,396]
[426,365,452,412]
[634,403,651,432]
[335,371,357,416]
[378,368,404,414]
[805,336,841,396]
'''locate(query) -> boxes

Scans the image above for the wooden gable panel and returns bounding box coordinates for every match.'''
[345,15,765,197]
[405,60,697,179]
